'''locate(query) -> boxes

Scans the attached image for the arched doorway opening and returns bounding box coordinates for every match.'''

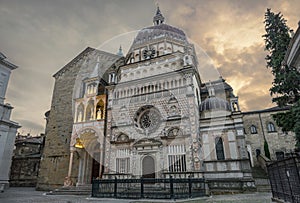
[142,156,155,179]
[90,142,101,182]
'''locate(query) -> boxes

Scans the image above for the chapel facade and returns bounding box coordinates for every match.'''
[37,8,254,192]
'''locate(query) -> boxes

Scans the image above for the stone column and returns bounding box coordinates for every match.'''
[64,147,76,187]
[68,147,75,177]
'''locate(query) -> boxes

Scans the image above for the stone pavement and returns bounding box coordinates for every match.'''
[0,187,276,203]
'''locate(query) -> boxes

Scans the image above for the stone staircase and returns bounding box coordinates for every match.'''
[46,185,91,195]
[252,166,271,192]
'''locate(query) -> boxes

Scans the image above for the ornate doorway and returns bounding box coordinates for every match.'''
[142,156,155,179]
[90,152,100,183]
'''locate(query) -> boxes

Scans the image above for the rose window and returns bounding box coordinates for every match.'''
[134,105,161,133]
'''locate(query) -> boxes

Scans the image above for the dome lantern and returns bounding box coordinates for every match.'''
[153,6,165,25]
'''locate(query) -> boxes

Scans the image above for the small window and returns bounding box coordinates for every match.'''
[267,122,276,132]
[256,149,261,157]
[168,155,186,172]
[250,125,257,134]
[275,151,284,160]
[116,158,130,174]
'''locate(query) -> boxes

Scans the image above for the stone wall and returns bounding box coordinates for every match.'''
[243,108,296,166]
[36,49,90,190]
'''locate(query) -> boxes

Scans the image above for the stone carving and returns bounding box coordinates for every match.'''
[63,176,73,187]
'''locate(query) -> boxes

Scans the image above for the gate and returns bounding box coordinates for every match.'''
[267,156,300,203]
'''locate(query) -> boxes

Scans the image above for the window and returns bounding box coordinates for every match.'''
[250,125,257,134]
[85,100,94,121]
[267,122,276,132]
[76,103,84,122]
[98,83,105,95]
[167,145,186,172]
[215,137,225,160]
[116,158,130,174]
[256,149,261,157]
[134,105,161,133]
[275,151,284,160]
[168,155,186,172]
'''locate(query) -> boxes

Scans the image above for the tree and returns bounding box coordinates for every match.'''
[263,8,300,149]
[264,139,271,159]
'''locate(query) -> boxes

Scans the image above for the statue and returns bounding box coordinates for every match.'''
[77,111,82,122]
[97,109,102,119]
[90,107,94,120]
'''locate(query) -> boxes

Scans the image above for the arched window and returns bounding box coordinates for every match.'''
[98,83,105,95]
[250,125,257,134]
[267,122,276,132]
[85,100,94,121]
[215,137,225,160]
[76,103,84,122]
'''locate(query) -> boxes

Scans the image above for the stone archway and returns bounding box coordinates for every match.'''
[142,156,155,179]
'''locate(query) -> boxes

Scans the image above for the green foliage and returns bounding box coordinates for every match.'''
[263,8,300,149]
[264,139,271,159]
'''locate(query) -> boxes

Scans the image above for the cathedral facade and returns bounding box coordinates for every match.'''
[37,8,254,192]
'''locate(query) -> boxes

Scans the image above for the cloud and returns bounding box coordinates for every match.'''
[0,0,299,133]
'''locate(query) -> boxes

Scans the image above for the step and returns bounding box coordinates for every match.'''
[46,185,92,195]
[254,178,271,192]
[256,187,271,192]
[46,190,91,195]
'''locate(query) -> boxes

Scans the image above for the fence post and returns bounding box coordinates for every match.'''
[92,178,99,197]
[141,177,144,198]
[114,177,117,198]
[188,175,192,198]
[170,175,174,199]
[290,156,300,203]
[91,179,95,197]
[267,165,276,199]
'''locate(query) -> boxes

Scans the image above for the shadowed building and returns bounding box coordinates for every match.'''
[10,133,45,187]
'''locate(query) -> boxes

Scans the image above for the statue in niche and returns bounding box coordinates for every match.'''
[117,134,129,142]
[96,109,102,119]
[90,107,94,120]
[169,105,179,116]
[78,111,83,122]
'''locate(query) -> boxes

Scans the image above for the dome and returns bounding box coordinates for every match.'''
[132,24,187,47]
[130,7,187,47]
[200,96,231,112]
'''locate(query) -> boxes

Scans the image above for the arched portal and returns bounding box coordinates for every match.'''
[142,156,155,179]
[91,143,101,182]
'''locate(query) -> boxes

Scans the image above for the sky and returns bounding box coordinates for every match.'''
[0,0,299,135]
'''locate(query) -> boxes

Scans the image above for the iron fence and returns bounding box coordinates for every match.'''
[267,156,300,203]
[92,176,206,199]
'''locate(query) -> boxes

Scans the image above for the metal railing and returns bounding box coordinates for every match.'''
[92,176,206,199]
[267,156,300,203]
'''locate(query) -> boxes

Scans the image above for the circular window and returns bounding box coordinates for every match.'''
[134,105,161,133]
